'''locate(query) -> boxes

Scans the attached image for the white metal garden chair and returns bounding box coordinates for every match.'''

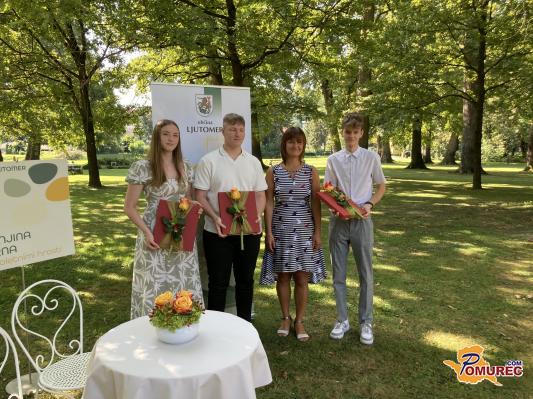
[1,326,23,399]
[11,279,91,398]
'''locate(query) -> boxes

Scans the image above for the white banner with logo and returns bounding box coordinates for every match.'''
[0,159,75,271]
[150,83,252,164]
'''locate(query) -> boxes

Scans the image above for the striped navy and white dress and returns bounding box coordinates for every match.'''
[260,163,327,284]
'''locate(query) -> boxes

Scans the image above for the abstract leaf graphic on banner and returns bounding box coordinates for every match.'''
[0,160,75,270]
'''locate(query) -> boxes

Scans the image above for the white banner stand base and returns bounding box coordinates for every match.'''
[5,372,39,396]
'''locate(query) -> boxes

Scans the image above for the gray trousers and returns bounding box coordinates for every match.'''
[329,217,374,324]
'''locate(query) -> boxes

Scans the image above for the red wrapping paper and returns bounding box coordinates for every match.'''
[153,199,201,251]
[218,191,260,236]
[316,191,366,219]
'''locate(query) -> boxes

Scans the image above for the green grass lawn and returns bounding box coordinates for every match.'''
[1,158,532,398]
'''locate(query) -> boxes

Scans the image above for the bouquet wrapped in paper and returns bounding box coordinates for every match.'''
[218,188,260,250]
[153,198,201,251]
[317,182,366,219]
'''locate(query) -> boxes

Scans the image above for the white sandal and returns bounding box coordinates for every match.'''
[294,320,310,342]
[277,316,291,337]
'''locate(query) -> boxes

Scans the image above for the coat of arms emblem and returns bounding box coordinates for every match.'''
[195,94,213,117]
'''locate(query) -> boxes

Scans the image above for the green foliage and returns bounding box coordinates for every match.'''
[149,302,203,331]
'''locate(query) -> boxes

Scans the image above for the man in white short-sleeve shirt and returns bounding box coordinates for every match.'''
[325,112,386,344]
[194,113,267,322]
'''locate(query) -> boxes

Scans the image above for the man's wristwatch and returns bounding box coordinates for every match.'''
[364,201,374,209]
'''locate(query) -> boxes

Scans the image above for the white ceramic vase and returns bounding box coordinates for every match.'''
[156,322,199,344]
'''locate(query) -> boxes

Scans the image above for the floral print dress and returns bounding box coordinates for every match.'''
[127,160,204,319]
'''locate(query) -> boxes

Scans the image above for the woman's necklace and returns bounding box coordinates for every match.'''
[283,162,302,178]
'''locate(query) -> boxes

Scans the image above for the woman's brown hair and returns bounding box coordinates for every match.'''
[280,127,306,163]
[148,119,184,187]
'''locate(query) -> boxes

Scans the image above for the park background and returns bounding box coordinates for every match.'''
[1,1,532,398]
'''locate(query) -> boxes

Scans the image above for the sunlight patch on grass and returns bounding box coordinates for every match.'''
[387,289,419,301]
[423,330,492,354]
[419,237,439,244]
[374,264,403,272]
[395,192,447,198]
[438,266,461,272]
[378,230,405,236]
[78,291,95,299]
[411,251,431,257]
[455,246,487,256]
[374,296,394,311]
[101,273,128,281]
[506,269,532,278]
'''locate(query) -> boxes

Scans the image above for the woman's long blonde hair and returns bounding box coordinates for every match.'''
[148,119,184,187]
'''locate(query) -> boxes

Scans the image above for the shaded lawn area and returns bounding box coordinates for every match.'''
[1,159,532,398]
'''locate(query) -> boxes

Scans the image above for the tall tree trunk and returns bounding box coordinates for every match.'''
[207,47,223,85]
[406,116,427,169]
[355,2,375,149]
[525,123,533,172]
[25,133,41,160]
[251,112,267,170]
[226,0,244,87]
[519,139,527,160]
[423,130,433,164]
[0,147,3,162]
[460,86,477,174]
[321,79,341,151]
[377,134,382,157]
[225,0,265,166]
[460,3,488,189]
[80,81,102,188]
[424,145,433,164]
[381,137,394,163]
[441,132,459,165]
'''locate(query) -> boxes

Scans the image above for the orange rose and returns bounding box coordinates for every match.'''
[324,182,334,192]
[154,291,173,308]
[178,197,190,212]
[173,295,193,314]
[176,289,193,299]
[229,187,241,201]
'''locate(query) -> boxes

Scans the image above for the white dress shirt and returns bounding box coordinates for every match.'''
[324,147,386,205]
[194,147,267,233]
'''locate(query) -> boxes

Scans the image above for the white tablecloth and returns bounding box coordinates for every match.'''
[82,311,272,399]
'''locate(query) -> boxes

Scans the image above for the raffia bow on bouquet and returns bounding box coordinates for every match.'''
[159,197,192,251]
[226,187,253,250]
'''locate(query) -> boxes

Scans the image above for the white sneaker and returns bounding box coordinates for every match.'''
[330,320,350,339]
[360,323,374,345]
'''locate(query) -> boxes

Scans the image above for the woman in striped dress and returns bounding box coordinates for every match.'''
[260,127,326,341]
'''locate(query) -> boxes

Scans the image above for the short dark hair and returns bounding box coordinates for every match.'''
[280,127,306,163]
[341,112,365,131]
[223,113,245,126]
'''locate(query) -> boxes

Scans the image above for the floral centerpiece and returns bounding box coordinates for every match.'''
[318,182,366,219]
[149,290,203,344]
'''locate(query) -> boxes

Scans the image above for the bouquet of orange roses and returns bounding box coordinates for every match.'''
[317,182,366,219]
[149,290,203,331]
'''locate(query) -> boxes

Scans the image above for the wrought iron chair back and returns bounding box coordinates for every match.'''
[10,279,84,375]
[0,326,23,399]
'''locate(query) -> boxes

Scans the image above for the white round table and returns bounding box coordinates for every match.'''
[82,311,272,399]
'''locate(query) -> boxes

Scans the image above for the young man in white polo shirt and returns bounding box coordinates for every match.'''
[194,113,267,322]
[325,112,386,344]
